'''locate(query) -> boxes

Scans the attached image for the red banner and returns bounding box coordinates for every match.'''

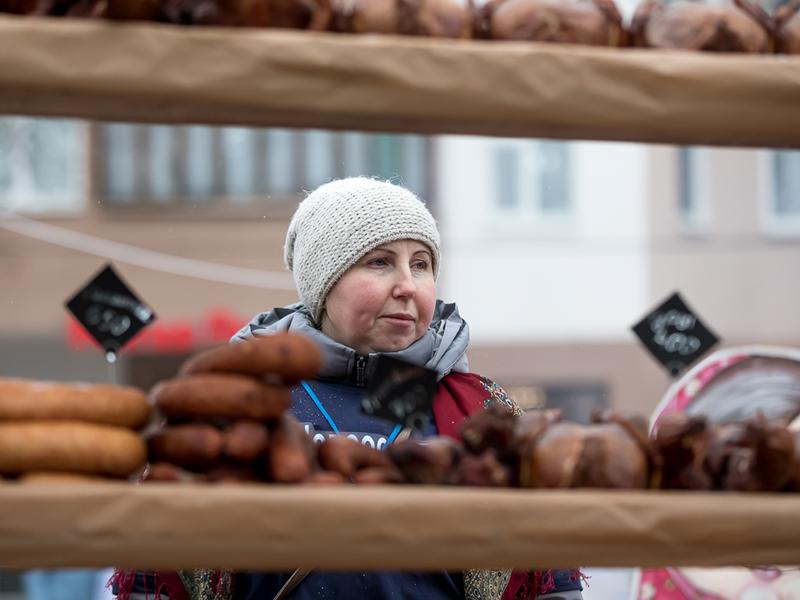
[66,307,247,355]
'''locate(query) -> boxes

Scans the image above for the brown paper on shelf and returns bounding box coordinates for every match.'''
[0,15,799,147]
[0,482,798,570]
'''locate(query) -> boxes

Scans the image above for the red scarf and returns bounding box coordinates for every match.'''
[433,371,488,440]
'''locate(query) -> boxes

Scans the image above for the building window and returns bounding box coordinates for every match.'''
[504,385,545,412]
[494,145,520,210]
[96,124,431,211]
[543,382,608,424]
[772,150,800,219]
[677,147,709,230]
[538,140,569,213]
[0,117,86,214]
[492,139,570,220]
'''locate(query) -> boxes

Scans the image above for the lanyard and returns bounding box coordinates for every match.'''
[300,381,403,445]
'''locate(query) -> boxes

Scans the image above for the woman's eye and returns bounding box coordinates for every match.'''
[412,260,429,271]
[368,258,389,267]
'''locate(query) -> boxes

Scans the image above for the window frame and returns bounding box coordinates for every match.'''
[0,117,90,218]
[676,146,712,235]
[488,138,573,236]
[88,124,302,221]
[88,124,434,222]
[760,149,800,239]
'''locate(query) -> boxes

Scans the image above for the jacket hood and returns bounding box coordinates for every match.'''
[231,300,470,385]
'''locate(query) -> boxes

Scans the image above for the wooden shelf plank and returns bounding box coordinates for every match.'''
[1,15,799,147]
[0,483,798,569]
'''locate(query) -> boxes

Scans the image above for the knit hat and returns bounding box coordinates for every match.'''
[284,177,440,324]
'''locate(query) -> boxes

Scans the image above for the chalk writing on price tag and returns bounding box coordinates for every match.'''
[65,263,156,361]
[632,291,719,377]
[361,355,437,432]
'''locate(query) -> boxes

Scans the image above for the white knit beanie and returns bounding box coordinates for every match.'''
[284,177,440,324]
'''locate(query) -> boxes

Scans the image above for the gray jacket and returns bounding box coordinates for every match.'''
[231,300,471,385]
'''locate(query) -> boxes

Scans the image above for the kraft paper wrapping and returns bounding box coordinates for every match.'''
[0,15,799,147]
[0,483,798,570]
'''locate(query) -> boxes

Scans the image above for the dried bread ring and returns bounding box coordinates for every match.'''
[0,378,150,429]
[0,421,147,477]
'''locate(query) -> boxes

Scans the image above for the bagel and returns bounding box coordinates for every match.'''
[0,421,147,477]
[0,378,150,429]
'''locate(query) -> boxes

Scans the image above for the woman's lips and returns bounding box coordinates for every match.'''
[382,314,415,327]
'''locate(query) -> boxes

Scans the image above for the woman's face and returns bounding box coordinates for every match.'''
[321,239,436,355]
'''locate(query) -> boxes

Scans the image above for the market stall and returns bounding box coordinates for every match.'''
[1,12,799,580]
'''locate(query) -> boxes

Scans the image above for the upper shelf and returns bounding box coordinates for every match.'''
[1,14,799,148]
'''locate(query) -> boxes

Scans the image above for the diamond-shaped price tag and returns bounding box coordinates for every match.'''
[361,355,437,432]
[632,291,720,377]
[65,263,156,361]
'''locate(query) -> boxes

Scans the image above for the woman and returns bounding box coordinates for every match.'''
[120,177,583,600]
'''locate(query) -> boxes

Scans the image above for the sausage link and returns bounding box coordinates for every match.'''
[318,435,393,477]
[223,421,270,463]
[147,424,224,470]
[304,471,347,485]
[143,462,201,483]
[387,438,462,485]
[151,374,290,421]
[268,415,314,483]
[179,333,322,383]
[351,466,405,485]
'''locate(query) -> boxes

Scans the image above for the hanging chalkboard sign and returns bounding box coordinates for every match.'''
[632,291,719,377]
[361,355,437,432]
[65,263,156,361]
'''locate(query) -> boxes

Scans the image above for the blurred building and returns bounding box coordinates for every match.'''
[436,138,800,418]
[1,117,799,421]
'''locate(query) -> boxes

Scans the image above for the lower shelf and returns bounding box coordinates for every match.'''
[0,483,797,570]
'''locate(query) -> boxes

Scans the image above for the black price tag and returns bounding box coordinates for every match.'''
[361,355,437,432]
[65,263,156,361]
[632,291,720,377]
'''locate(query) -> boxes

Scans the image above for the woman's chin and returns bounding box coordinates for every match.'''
[370,335,417,354]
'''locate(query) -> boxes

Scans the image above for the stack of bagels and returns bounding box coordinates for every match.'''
[0,378,151,481]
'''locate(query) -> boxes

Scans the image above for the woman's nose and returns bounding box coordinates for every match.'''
[392,266,416,298]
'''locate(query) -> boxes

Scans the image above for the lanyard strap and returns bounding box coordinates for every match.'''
[386,423,403,444]
[300,380,402,445]
[300,381,339,434]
